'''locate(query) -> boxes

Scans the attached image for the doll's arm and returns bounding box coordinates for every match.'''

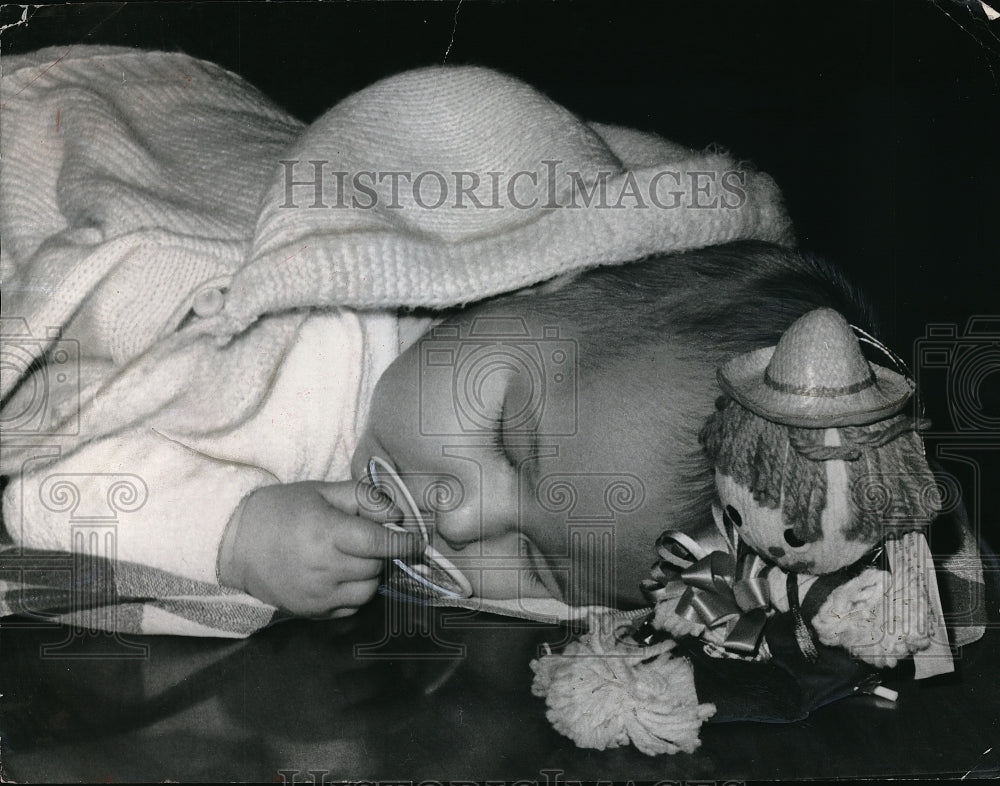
[810,567,932,668]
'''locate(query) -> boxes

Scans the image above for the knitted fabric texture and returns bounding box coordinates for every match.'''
[211,64,795,335]
[0,46,303,388]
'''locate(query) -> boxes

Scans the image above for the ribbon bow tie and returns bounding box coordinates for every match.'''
[641,526,774,656]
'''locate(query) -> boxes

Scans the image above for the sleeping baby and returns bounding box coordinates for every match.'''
[218,240,872,620]
[2,49,857,635]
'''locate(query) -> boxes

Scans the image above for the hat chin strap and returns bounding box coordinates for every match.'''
[850,323,915,382]
[849,322,932,459]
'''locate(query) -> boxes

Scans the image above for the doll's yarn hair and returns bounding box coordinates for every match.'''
[699,397,941,544]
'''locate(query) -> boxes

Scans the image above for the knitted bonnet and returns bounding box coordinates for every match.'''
[211,65,795,336]
[1,49,793,406]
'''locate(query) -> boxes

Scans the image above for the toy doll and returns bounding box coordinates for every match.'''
[532,308,955,755]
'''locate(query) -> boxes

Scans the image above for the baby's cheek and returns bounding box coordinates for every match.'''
[431,535,553,600]
[480,569,553,600]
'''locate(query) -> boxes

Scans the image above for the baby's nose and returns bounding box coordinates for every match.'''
[430,504,492,550]
[365,458,514,547]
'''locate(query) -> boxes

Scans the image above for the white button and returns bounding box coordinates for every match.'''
[192,288,225,318]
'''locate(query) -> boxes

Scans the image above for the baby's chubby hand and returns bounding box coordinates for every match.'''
[218,480,421,618]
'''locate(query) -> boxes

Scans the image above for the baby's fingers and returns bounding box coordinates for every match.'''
[315,480,404,523]
[338,518,423,560]
[310,579,382,619]
[336,555,387,582]
[335,578,381,609]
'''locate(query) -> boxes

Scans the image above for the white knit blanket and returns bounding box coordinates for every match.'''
[1,47,793,636]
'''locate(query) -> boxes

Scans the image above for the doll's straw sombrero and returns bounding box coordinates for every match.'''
[717,308,914,427]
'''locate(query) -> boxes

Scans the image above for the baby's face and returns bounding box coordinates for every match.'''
[351,292,718,608]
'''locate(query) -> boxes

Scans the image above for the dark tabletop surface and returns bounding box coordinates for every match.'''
[3,575,999,783]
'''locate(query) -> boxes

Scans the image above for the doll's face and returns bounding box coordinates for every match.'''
[715,466,877,575]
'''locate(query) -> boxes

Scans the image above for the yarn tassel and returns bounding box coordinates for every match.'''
[530,615,716,756]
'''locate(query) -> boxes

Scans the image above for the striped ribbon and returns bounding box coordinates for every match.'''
[641,526,774,656]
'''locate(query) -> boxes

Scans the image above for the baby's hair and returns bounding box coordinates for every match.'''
[513,240,879,371]
[470,240,903,535]
[700,397,942,543]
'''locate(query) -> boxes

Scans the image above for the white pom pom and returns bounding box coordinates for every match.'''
[530,618,715,756]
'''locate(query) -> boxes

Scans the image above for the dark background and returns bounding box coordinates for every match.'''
[4,0,999,543]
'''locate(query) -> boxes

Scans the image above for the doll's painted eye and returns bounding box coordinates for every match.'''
[783,528,807,548]
[723,505,742,528]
